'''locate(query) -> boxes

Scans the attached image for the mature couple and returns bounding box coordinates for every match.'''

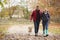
[30,6,50,37]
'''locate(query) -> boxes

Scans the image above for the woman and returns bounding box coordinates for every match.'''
[42,10,50,37]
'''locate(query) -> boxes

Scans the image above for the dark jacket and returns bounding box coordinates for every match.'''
[42,12,50,22]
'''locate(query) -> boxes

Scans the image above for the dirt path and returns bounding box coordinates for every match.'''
[0,19,60,40]
[0,32,60,40]
[0,24,60,40]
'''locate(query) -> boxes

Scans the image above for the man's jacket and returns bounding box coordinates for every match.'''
[30,10,42,21]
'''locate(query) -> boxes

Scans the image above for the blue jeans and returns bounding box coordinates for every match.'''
[34,20,40,34]
[42,21,48,35]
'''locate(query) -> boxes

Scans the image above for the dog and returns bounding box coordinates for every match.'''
[28,27,32,35]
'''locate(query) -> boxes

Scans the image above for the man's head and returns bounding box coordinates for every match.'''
[36,6,40,10]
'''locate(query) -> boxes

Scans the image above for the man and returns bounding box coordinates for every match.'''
[30,6,42,36]
[42,9,50,37]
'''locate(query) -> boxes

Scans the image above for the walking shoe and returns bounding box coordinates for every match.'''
[43,34,46,37]
[43,34,48,37]
[35,33,38,36]
[46,34,48,36]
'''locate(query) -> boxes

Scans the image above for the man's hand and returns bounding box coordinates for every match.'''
[30,20,32,22]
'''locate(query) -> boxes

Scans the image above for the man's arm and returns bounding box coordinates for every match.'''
[40,11,43,19]
[30,11,34,21]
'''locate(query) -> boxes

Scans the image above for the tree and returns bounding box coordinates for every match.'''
[0,0,7,8]
[0,0,7,19]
